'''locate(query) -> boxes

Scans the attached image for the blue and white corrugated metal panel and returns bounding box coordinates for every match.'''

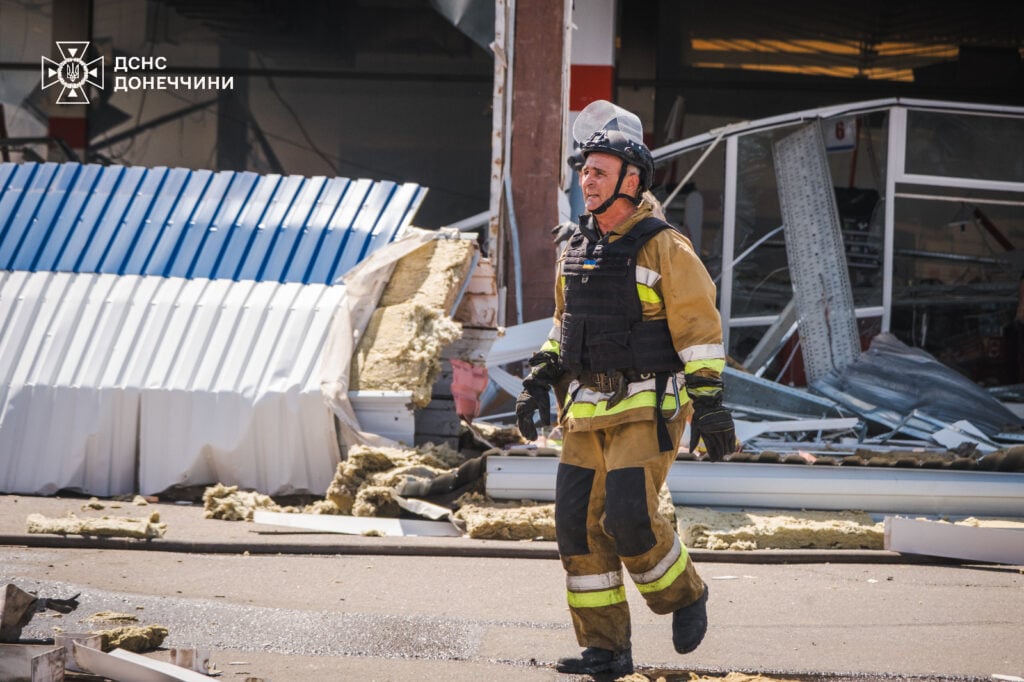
[0,162,426,283]
[0,270,348,496]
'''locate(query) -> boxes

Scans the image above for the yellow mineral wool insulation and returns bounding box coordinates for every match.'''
[349,302,463,407]
[87,612,138,623]
[468,421,524,448]
[323,443,463,515]
[934,517,1024,529]
[454,486,678,541]
[377,237,477,311]
[620,672,799,682]
[677,507,883,551]
[352,485,402,517]
[202,483,285,521]
[26,512,167,540]
[91,624,169,652]
[453,495,555,541]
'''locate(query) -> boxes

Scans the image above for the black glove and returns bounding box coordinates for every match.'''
[516,378,551,441]
[689,400,736,461]
[515,351,563,441]
[686,374,736,462]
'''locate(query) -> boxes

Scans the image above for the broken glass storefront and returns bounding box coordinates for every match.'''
[655,99,1024,389]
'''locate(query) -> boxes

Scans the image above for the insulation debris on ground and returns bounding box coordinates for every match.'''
[453,486,677,541]
[203,442,474,522]
[89,624,169,652]
[617,674,799,682]
[453,493,555,540]
[202,483,291,521]
[349,236,477,407]
[86,612,138,624]
[677,507,884,550]
[26,512,167,540]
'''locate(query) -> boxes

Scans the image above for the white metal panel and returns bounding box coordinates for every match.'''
[347,391,416,445]
[485,456,1024,517]
[0,272,347,496]
[774,122,861,382]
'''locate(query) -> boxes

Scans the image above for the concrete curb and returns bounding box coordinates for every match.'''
[0,533,964,565]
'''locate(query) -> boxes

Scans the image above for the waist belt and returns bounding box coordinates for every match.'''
[577,369,651,392]
[572,370,682,452]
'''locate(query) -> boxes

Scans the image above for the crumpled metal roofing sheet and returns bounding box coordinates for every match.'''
[0,162,426,283]
[0,270,347,496]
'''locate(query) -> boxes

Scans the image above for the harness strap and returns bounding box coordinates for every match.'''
[653,372,673,452]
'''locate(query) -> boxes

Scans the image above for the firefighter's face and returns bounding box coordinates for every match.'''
[580,152,626,212]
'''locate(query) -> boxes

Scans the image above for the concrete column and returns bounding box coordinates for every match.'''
[507,0,570,324]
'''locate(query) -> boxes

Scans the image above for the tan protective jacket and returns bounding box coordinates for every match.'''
[542,201,726,432]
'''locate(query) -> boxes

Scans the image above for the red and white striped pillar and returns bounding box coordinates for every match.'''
[566,0,617,218]
[569,0,616,121]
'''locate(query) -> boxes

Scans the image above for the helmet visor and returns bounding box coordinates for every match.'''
[572,100,644,146]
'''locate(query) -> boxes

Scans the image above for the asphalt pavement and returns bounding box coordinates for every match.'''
[1,493,1022,681]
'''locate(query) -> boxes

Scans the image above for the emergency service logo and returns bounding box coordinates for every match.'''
[41,41,104,104]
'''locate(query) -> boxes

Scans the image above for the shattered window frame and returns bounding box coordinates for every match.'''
[653,98,1024,387]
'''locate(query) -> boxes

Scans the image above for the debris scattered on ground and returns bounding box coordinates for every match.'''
[452,485,677,541]
[90,623,168,652]
[453,493,554,540]
[677,507,884,550]
[202,483,289,521]
[617,672,800,682]
[323,443,465,516]
[81,498,106,511]
[86,612,138,623]
[26,512,167,540]
[470,422,525,448]
[2,584,80,642]
[203,442,473,522]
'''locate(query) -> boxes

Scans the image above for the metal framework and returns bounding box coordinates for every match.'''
[652,97,1024,353]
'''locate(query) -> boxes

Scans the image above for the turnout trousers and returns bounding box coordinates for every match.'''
[556,417,705,652]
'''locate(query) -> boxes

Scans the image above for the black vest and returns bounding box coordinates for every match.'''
[559,217,685,377]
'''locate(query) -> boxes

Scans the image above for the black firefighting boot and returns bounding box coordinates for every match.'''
[555,646,634,676]
[671,583,709,654]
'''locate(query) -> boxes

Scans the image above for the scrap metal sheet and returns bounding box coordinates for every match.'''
[773,122,861,383]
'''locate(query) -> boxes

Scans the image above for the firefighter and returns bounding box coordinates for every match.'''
[515,100,736,676]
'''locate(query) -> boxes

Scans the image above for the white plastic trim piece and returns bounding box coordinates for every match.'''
[252,510,462,537]
[884,516,1024,565]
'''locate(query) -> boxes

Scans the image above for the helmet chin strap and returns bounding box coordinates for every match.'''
[590,161,641,215]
